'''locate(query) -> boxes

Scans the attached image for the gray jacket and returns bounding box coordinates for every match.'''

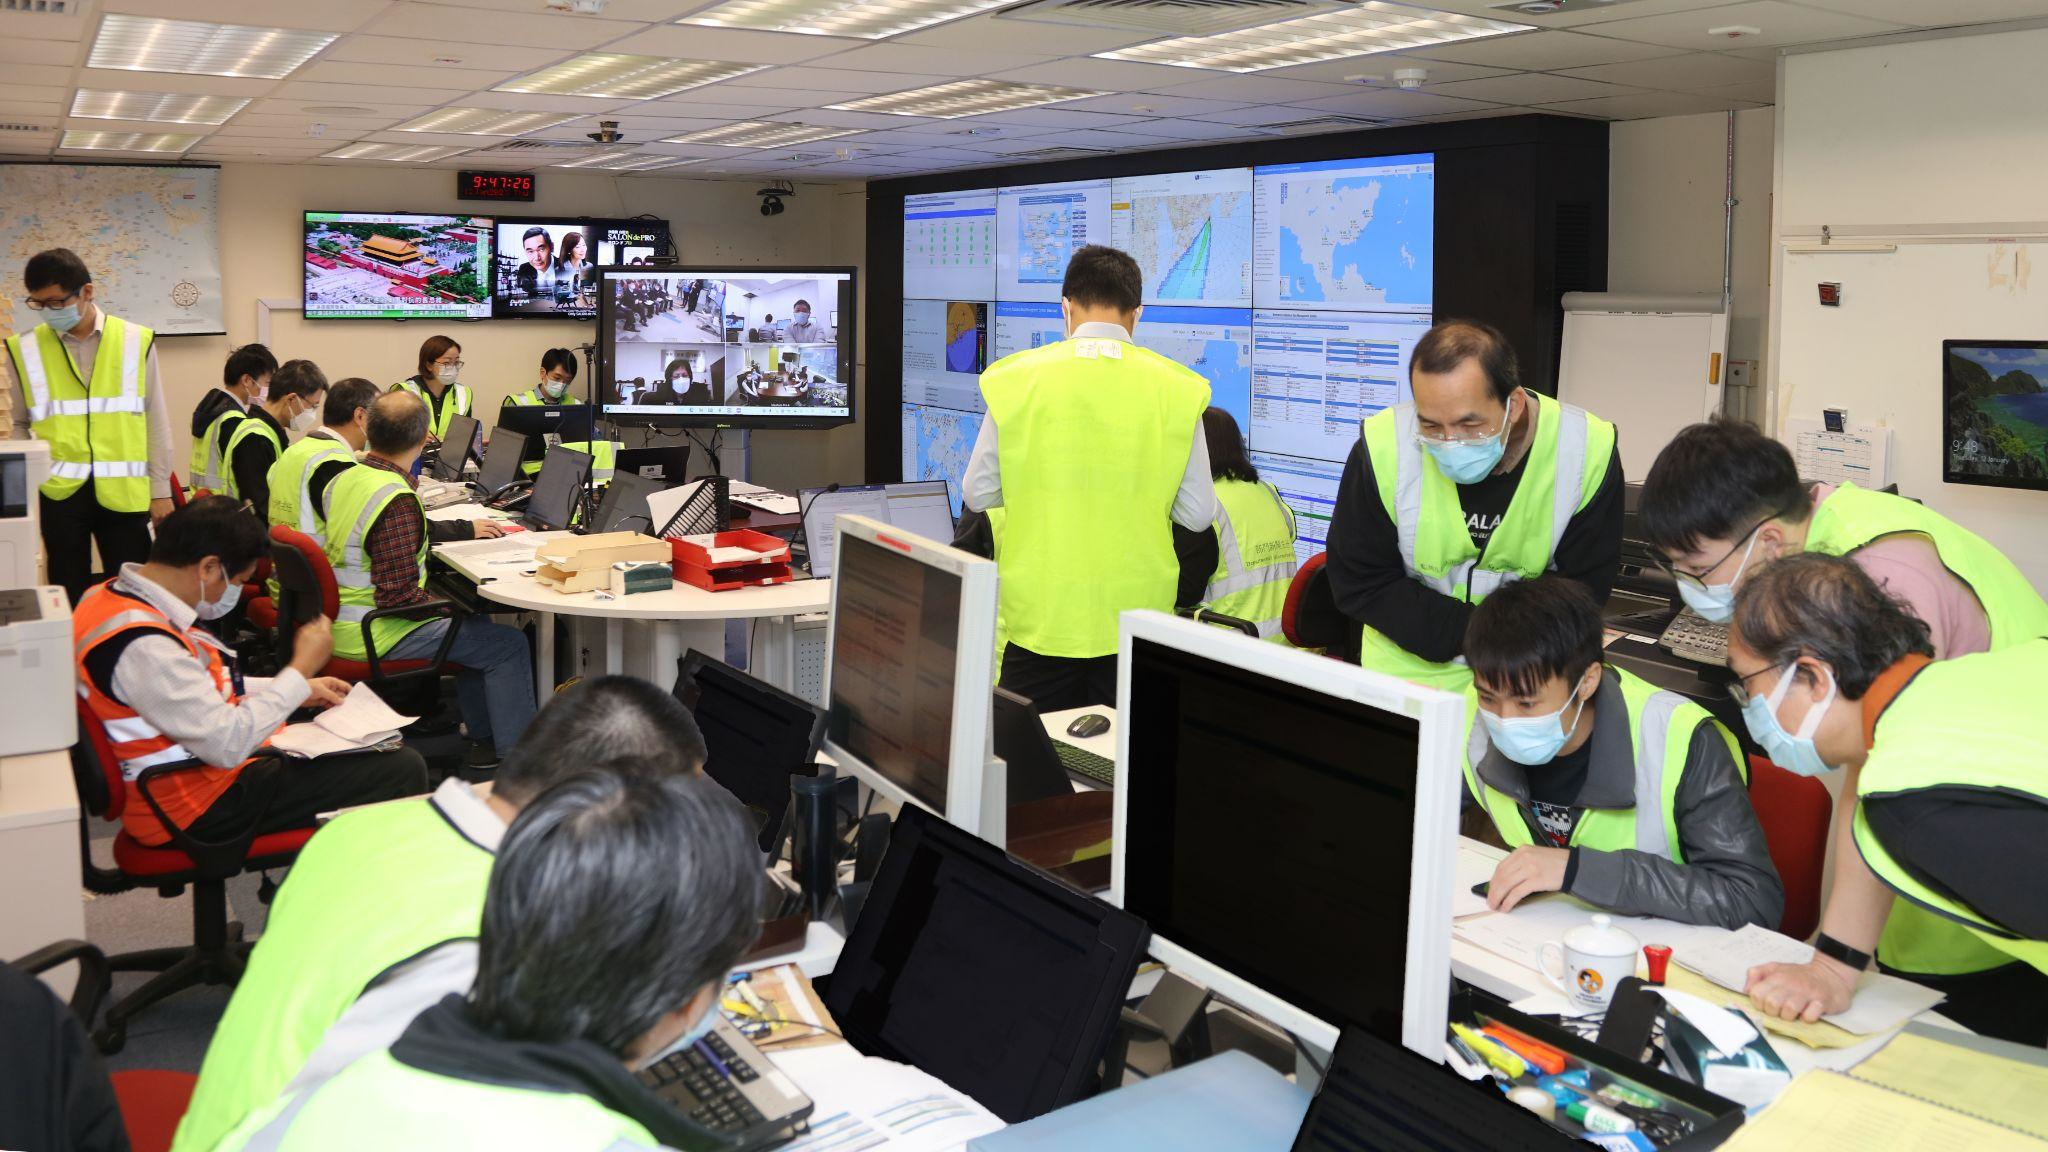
[1468,667,1784,931]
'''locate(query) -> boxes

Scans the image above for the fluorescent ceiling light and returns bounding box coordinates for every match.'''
[1097,1,1530,73]
[554,152,707,171]
[59,130,203,152]
[71,90,251,126]
[87,14,338,80]
[394,108,582,136]
[497,54,769,100]
[827,79,1103,118]
[662,121,859,148]
[322,142,471,162]
[680,0,1014,40]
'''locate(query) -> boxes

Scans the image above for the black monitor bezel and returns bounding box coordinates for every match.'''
[488,215,673,321]
[301,208,496,322]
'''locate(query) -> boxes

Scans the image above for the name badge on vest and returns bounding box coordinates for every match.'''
[1073,339,1123,360]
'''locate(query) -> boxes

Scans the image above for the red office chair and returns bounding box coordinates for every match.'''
[1280,553,1362,661]
[266,524,462,688]
[168,472,188,509]
[1747,754,1834,941]
[71,702,316,1053]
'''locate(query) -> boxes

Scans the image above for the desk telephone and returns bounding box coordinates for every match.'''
[1657,607,1729,667]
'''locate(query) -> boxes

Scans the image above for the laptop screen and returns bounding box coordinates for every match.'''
[1294,1026,1577,1152]
[672,650,826,855]
[478,427,528,494]
[527,445,591,529]
[801,481,955,578]
[593,470,660,535]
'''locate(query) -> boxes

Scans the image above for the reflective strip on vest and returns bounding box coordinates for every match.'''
[1203,481,1298,640]
[331,488,392,620]
[11,318,152,509]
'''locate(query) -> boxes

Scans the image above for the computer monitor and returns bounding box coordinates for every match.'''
[799,480,955,579]
[672,650,827,856]
[477,427,528,495]
[590,470,660,535]
[821,802,1149,1123]
[526,444,592,530]
[495,402,595,449]
[430,412,482,482]
[1112,610,1464,1056]
[613,444,691,485]
[821,514,1003,844]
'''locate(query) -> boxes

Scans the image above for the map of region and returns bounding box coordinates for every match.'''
[1143,334,1251,428]
[0,165,222,339]
[1262,170,1432,311]
[945,302,986,374]
[1124,190,1252,304]
[901,403,984,516]
[1016,200,1077,285]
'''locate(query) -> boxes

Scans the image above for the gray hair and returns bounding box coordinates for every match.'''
[471,770,762,1056]
[494,675,708,807]
[366,390,430,455]
[1731,551,1933,698]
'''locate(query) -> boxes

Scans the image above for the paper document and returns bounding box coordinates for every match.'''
[1714,1071,2039,1152]
[675,534,776,565]
[730,480,800,514]
[767,1044,1003,1152]
[269,683,414,759]
[1675,924,1945,1036]
[425,503,490,523]
[1453,893,1709,972]
[1852,1025,2048,1140]
[1453,847,1497,919]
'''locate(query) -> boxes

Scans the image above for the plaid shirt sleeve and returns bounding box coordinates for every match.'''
[366,496,432,608]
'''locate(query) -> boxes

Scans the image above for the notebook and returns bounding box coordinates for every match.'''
[1714,1069,2038,1152]
[1847,1023,2048,1140]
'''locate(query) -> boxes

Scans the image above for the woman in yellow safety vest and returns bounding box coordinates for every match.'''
[391,334,472,445]
[1197,408,1299,642]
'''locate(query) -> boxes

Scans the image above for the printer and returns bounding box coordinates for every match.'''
[0,586,75,758]
[1,439,50,590]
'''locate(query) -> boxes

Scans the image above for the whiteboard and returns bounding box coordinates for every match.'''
[1556,293,1728,481]
[1774,242,2048,586]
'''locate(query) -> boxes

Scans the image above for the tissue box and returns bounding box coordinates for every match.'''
[610,560,672,596]
[535,531,668,594]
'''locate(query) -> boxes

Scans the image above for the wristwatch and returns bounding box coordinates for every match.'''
[1814,933,1873,971]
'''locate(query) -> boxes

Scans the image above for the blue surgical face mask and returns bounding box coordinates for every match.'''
[1742,664,1838,777]
[41,302,83,332]
[1674,531,1762,624]
[1420,392,1514,485]
[196,563,242,622]
[1480,686,1589,767]
[793,309,810,323]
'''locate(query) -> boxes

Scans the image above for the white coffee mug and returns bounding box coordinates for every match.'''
[1539,914,1640,1012]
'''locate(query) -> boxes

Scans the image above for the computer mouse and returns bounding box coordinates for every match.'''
[1066,713,1112,739]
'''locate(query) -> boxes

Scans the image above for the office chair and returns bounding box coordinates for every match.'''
[1747,754,1833,941]
[168,472,187,509]
[1280,553,1361,661]
[70,702,316,1053]
[266,524,463,691]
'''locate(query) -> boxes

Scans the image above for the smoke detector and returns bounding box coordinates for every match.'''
[1393,67,1428,90]
[1707,24,1762,38]
[586,120,625,144]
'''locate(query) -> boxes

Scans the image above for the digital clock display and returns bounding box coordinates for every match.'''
[457,171,535,202]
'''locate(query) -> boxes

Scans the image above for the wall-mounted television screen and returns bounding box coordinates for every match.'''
[303,211,493,320]
[601,266,855,429]
[1944,339,2048,490]
[491,217,671,319]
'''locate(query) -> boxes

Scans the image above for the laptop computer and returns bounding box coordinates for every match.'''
[614,444,692,486]
[516,444,590,531]
[992,687,1115,794]
[477,427,529,498]
[589,469,661,535]
[494,401,595,448]
[797,480,954,578]
[672,650,827,856]
[1292,1024,1578,1152]
[637,1016,814,1149]
[428,412,482,482]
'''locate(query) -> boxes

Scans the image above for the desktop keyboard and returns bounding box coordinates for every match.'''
[1055,740,1116,787]
[1658,607,1730,667]
[641,1031,774,1137]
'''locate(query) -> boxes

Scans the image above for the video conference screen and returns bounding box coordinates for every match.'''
[899,153,1434,533]
[492,217,671,319]
[601,268,855,428]
[303,211,493,320]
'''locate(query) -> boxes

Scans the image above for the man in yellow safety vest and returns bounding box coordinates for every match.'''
[4,248,177,602]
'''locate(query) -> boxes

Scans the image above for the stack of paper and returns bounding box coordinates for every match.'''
[1852,1025,2048,1140]
[766,1044,1003,1152]
[1674,924,1945,1035]
[1715,1071,2039,1151]
[268,683,415,759]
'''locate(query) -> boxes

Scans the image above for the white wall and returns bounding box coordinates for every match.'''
[1770,26,2048,587]
[1607,107,1775,373]
[10,162,867,493]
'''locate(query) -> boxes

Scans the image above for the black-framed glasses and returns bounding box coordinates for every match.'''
[22,292,81,311]
[1653,517,1769,590]
[1725,660,1792,708]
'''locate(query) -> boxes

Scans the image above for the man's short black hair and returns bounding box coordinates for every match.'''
[1732,552,1933,699]
[367,391,429,455]
[1411,320,1520,403]
[323,377,380,426]
[495,675,709,808]
[223,344,279,388]
[1061,245,1143,314]
[522,226,552,249]
[1465,577,1604,699]
[1639,419,1813,558]
[271,359,328,403]
[24,248,91,295]
[472,770,762,1057]
[151,495,268,574]
[541,347,579,379]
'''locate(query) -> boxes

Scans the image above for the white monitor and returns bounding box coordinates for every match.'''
[800,482,956,580]
[822,514,1004,844]
[1110,610,1465,1058]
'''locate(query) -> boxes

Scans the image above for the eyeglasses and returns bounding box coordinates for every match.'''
[435,359,465,370]
[1725,660,1792,708]
[22,292,81,311]
[1653,517,1769,590]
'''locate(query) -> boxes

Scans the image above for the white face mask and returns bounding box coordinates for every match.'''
[288,397,321,436]
[195,562,242,621]
[541,377,569,400]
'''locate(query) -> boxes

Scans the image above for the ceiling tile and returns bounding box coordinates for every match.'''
[0,1,89,43]
[249,98,433,118]
[1412,107,1560,123]
[604,25,862,64]
[0,38,83,67]
[98,0,398,32]
[990,57,1210,92]
[1691,78,1775,105]
[1796,0,2048,25]
[1403,30,1687,70]
[323,36,565,71]
[722,67,949,94]
[1584,2,1909,50]
[1261,55,1515,86]
[362,2,644,49]
[0,101,70,121]
[1054,92,1249,118]
[775,107,944,130]
[4,64,78,89]
[1111,118,1267,143]
[1042,127,1201,151]
[1430,72,1647,104]
[296,60,518,88]
[270,80,477,105]
[645,98,800,119]
[237,112,405,132]
[814,43,1058,76]
[1289,88,1505,118]
[960,107,1161,129]
[1188,104,1335,127]
[0,85,70,104]
[1558,50,1772,90]
[1497,0,1750,28]
[1541,89,1766,120]
[1146,74,1356,103]
[895,13,1162,54]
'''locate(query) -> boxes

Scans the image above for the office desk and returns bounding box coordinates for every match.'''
[433,523,831,700]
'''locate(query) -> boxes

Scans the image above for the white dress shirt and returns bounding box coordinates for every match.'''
[5,308,175,500]
[962,321,1217,530]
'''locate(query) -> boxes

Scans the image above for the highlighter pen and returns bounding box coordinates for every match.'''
[1451,1023,1528,1080]
[1480,1024,1568,1076]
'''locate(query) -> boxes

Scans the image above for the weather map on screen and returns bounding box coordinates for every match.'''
[1111,168,1254,308]
[1135,306,1253,432]
[1253,154,1433,313]
[996,179,1112,303]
